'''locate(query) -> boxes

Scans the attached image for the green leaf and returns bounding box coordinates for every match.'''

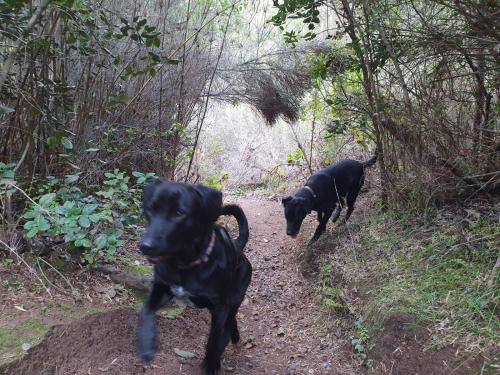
[78,215,91,228]
[83,252,95,264]
[0,104,15,115]
[65,174,80,183]
[39,193,56,207]
[160,57,180,65]
[1,170,15,179]
[27,227,39,238]
[61,137,73,150]
[47,136,59,148]
[88,213,102,223]
[173,348,195,359]
[82,204,98,214]
[95,234,107,249]
[81,238,93,248]
[162,305,185,319]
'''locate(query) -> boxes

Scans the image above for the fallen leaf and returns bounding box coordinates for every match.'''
[14,305,27,312]
[174,348,195,359]
[277,326,285,336]
[162,305,185,319]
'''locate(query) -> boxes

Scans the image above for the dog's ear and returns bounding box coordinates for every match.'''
[194,184,223,222]
[282,196,292,206]
[143,179,162,205]
[299,197,312,214]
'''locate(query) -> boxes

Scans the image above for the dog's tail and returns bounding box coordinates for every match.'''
[221,204,249,252]
[362,154,378,168]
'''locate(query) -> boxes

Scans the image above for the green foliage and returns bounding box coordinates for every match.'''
[317,264,345,311]
[0,318,50,367]
[286,148,304,166]
[351,317,373,368]
[359,211,500,348]
[260,164,285,190]
[0,162,16,180]
[0,162,16,197]
[203,172,229,191]
[22,170,154,265]
[271,0,320,45]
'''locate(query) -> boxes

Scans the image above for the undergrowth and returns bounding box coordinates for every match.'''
[316,203,499,353]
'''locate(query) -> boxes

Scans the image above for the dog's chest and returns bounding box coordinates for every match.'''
[170,285,192,298]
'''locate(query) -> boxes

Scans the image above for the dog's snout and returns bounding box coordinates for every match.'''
[140,239,155,255]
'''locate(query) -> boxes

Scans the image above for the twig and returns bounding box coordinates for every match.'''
[37,256,77,295]
[0,239,51,297]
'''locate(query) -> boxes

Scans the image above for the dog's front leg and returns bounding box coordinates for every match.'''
[204,306,230,375]
[138,283,171,363]
[308,208,334,245]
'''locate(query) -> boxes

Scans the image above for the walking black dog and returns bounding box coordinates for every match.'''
[137,180,251,375]
[282,155,377,245]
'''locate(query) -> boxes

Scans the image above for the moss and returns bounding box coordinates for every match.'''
[0,318,50,366]
[128,263,152,276]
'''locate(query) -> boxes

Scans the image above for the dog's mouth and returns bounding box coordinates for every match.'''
[146,255,168,264]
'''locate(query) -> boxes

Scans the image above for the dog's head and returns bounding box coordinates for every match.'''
[139,180,222,263]
[281,195,312,238]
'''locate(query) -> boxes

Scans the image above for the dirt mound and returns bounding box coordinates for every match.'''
[370,315,491,375]
[2,308,212,375]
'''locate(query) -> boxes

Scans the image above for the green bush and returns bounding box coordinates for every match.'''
[22,169,157,264]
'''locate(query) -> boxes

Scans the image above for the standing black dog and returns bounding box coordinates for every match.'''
[137,180,251,375]
[282,155,377,245]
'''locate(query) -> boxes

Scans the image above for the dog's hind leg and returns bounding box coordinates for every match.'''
[308,208,334,245]
[330,203,342,223]
[204,307,231,375]
[138,283,172,363]
[342,192,359,224]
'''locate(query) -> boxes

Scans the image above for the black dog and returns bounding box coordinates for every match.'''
[137,180,251,375]
[282,155,377,245]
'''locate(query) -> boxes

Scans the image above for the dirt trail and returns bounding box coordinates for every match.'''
[3,198,357,375]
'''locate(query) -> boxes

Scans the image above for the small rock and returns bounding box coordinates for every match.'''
[320,363,332,370]
[245,342,255,349]
[22,343,31,352]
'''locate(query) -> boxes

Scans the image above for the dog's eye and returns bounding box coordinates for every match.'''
[175,208,186,217]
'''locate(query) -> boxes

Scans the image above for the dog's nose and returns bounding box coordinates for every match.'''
[140,239,155,255]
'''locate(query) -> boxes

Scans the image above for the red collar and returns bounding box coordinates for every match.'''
[182,231,216,269]
[303,185,317,198]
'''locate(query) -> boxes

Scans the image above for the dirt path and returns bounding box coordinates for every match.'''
[3,198,358,375]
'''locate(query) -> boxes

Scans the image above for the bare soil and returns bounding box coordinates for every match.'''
[370,315,493,375]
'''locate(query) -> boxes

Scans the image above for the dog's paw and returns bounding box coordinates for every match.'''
[139,342,158,364]
[140,348,156,364]
[231,330,240,344]
[203,359,221,375]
